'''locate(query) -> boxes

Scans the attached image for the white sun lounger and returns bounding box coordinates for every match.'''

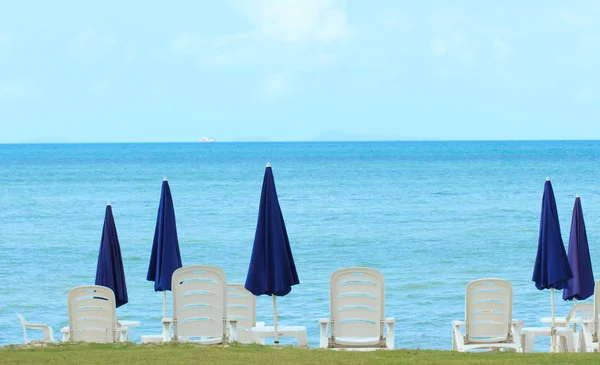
[67,285,126,343]
[319,267,395,350]
[452,278,522,352]
[163,265,236,344]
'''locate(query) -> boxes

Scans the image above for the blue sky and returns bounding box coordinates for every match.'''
[1,0,599,143]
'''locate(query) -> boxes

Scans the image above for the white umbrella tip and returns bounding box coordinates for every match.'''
[163,177,168,181]
[266,162,271,167]
[546,177,550,181]
[576,194,580,198]
[107,202,111,206]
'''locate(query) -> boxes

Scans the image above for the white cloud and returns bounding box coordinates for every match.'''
[382,12,410,31]
[261,72,291,101]
[91,80,110,93]
[428,9,476,70]
[431,38,448,57]
[172,1,349,97]
[556,7,596,28]
[70,27,117,59]
[173,0,348,69]
[491,39,511,62]
[234,0,348,44]
[575,87,598,101]
[0,33,9,58]
[0,81,38,100]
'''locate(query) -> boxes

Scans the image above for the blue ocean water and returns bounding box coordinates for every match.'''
[1,141,600,350]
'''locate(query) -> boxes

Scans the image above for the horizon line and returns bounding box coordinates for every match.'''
[1,138,600,145]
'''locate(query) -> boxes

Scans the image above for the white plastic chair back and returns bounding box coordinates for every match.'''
[171,265,227,341]
[17,314,30,344]
[465,278,512,343]
[227,284,256,332]
[68,285,117,343]
[329,267,384,341]
[565,303,593,332]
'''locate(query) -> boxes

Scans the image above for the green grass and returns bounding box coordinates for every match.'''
[1,342,598,365]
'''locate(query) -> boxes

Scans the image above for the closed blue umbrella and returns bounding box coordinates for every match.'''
[563,195,594,301]
[245,163,299,344]
[532,178,573,351]
[95,202,128,308]
[147,177,182,318]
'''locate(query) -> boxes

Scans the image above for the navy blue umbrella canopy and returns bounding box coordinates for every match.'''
[245,163,299,297]
[147,178,182,317]
[245,163,299,344]
[95,203,128,308]
[563,195,594,301]
[532,179,573,290]
[531,178,573,351]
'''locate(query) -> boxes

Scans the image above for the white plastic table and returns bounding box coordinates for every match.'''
[521,326,574,353]
[61,320,141,342]
[540,317,569,326]
[539,317,591,352]
[520,316,593,353]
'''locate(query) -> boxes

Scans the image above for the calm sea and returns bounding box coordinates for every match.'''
[1,141,600,350]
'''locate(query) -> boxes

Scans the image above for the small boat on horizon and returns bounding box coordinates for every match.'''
[200,137,216,143]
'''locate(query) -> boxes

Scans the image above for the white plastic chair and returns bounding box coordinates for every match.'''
[67,285,122,343]
[562,303,594,352]
[164,265,236,344]
[17,314,55,344]
[580,281,600,352]
[452,278,522,352]
[319,267,395,350]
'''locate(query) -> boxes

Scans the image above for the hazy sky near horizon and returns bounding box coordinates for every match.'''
[1,0,599,143]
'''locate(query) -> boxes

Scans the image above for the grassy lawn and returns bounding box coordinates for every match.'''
[1,342,599,365]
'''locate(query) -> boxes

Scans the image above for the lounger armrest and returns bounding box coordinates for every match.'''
[384,318,395,350]
[228,319,238,342]
[511,319,524,341]
[452,321,465,351]
[319,318,330,348]
[60,326,69,342]
[162,318,173,342]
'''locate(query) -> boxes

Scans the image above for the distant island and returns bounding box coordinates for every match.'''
[311,131,434,142]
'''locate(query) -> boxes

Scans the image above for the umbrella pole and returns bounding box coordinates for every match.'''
[273,295,279,345]
[551,288,556,352]
[163,291,167,319]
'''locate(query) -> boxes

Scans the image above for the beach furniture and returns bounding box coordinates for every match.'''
[244,163,301,346]
[162,265,237,343]
[319,267,395,350]
[67,285,127,343]
[142,178,183,344]
[226,284,257,343]
[531,178,573,352]
[95,202,128,309]
[580,280,600,352]
[17,314,55,344]
[536,303,593,352]
[61,320,140,342]
[452,278,522,352]
[227,283,307,346]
